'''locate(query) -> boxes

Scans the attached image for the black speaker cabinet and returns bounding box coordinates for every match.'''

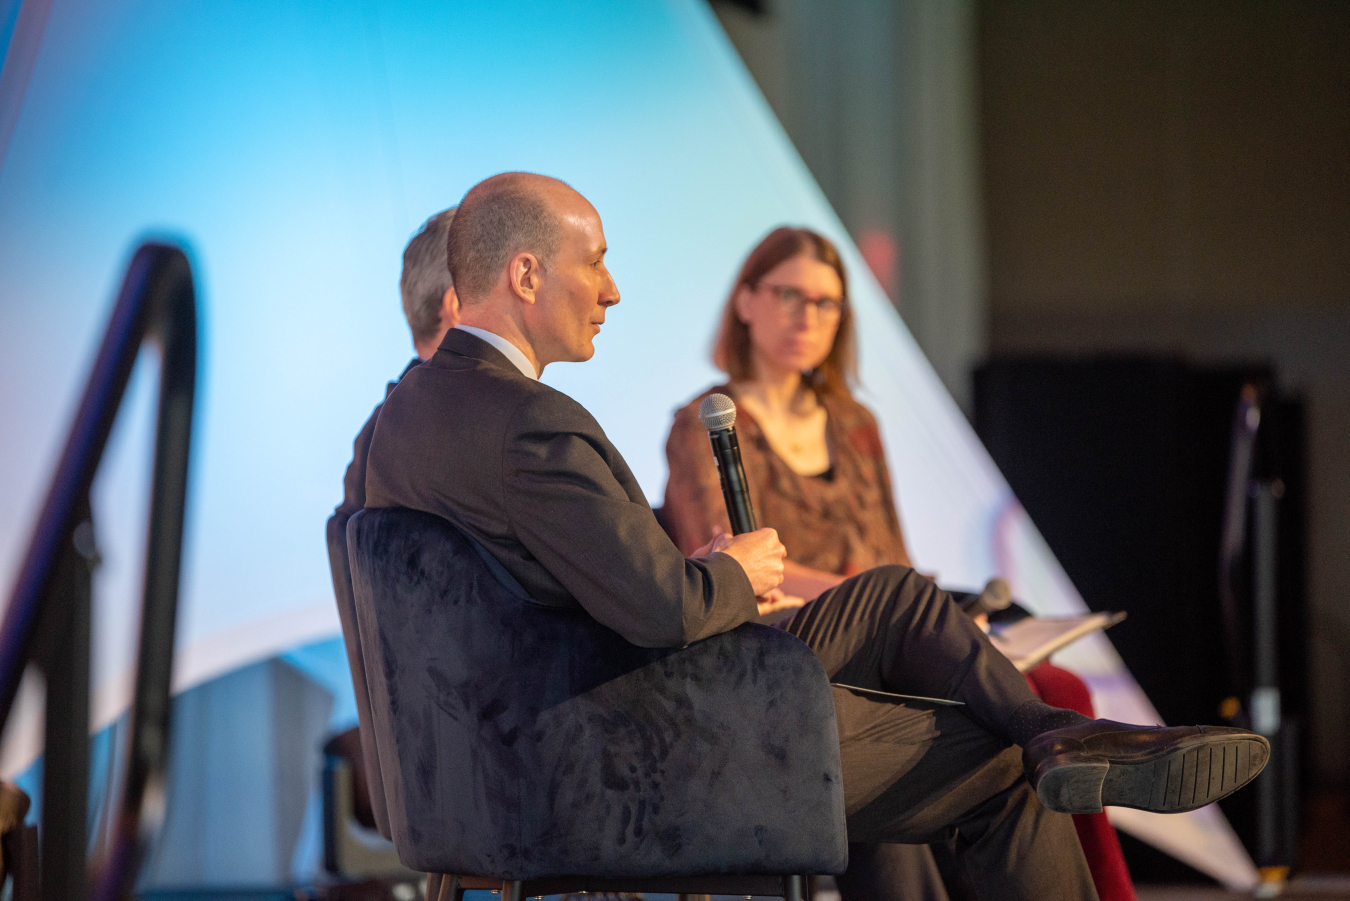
[974,355,1307,879]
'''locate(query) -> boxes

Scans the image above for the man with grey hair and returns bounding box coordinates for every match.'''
[337,206,458,519]
[327,206,461,832]
[400,207,460,360]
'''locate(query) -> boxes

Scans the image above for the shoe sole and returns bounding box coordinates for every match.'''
[1034,733,1271,815]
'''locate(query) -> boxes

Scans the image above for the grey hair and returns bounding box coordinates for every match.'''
[448,173,565,303]
[400,207,457,345]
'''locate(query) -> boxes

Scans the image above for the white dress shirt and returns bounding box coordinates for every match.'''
[454,325,538,380]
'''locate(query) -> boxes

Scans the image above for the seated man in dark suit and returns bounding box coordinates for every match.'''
[364,173,1268,901]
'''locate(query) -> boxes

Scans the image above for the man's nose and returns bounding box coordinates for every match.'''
[601,272,620,305]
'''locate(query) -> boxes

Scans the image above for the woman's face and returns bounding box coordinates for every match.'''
[734,254,844,378]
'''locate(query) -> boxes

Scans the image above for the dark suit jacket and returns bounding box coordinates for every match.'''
[365,329,757,648]
[337,357,421,519]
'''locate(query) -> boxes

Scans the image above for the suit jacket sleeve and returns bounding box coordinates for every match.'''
[502,392,758,648]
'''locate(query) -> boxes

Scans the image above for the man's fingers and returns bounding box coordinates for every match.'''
[718,527,790,596]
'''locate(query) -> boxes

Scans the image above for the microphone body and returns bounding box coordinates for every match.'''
[699,394,757,535]
[708,426,757,535]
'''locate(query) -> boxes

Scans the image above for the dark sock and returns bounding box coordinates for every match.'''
[1005,699,1094,747]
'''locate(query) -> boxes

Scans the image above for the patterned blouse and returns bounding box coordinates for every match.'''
[662,384,911,576]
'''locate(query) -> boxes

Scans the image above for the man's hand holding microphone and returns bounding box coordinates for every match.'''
[690,393,807,618]
[690,527,805,618]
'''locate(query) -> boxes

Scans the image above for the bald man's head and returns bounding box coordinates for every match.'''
[448,172,619,372]
[448,172,576,303]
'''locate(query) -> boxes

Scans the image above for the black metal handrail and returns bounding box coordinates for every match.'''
[0,243,197,901]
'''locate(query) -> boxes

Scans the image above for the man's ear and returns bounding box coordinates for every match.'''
[440,286,460,330]
[508,252,543,305]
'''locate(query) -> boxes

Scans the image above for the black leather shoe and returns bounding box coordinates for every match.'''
[1023,720,1269,814]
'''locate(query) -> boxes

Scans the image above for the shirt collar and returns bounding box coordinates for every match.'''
[453,325,538,380]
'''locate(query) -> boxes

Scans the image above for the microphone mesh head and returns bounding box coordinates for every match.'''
[981,577,1013,612]
[698,393,737,431]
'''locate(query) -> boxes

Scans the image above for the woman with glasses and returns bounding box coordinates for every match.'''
[661,227,1137,901]
[663,227,908,593]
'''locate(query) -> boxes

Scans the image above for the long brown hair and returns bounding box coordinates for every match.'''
[712,227,856,398]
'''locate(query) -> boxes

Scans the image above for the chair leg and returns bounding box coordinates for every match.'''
[502,880,524,901]
[427,875,442,900]
[6,825,38,901]
[785,875,805,901]
[443,876,464,901]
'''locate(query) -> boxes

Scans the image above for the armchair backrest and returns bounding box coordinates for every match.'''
[325,512,392,839]
[347,507,847,880]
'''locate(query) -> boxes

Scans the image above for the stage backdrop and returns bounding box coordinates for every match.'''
[0,0,1253,886]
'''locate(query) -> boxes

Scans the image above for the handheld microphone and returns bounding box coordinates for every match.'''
[959,577,1014,617]
[698,393,757,535]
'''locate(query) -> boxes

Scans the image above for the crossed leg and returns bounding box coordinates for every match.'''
[781,565,1099,901]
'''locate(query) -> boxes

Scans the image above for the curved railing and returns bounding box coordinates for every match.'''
[0,243,197,901]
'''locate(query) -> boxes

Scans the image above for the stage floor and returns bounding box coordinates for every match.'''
[1138,876,1350,900]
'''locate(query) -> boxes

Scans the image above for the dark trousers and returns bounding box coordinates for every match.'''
[780,565,1099,901]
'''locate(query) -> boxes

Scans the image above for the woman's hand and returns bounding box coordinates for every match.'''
[781,560,846,602]
[756,588,807,618]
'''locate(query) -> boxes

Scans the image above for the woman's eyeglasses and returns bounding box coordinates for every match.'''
[755,283,845,320]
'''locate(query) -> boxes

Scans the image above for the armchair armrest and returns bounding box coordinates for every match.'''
[524,617,848,879]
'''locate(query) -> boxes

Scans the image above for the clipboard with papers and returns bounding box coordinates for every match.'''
[988,611,1127,672]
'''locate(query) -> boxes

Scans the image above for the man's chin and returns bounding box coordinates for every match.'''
[554,351,596,367]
